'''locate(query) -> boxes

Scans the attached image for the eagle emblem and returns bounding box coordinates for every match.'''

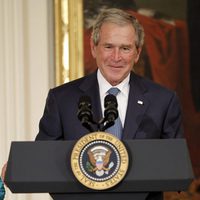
[71,132,129,190]
[86,145,114,177]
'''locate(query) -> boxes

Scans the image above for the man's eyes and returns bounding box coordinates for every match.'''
[122,47,131,51]
[104,45,112,49]
[103,45,133,53]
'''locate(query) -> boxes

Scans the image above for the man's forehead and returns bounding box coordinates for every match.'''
[99,23,136,37]
[102,42,134,47]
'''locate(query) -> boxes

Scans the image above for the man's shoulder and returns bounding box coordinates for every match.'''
[131,73,176,96]
[50,71,97,94]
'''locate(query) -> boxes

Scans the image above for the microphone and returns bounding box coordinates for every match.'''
[101,94,119,131]
[77,96,95,132]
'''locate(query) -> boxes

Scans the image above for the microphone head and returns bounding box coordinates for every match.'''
[77,95,93,123]
[77,95,95,132]
[78,95,92,108]
[104,94,118,108]
[104,94,118,121]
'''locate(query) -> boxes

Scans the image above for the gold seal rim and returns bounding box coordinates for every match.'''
[71,131,129,190]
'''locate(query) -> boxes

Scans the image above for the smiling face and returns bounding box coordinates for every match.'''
[91,22,142,86]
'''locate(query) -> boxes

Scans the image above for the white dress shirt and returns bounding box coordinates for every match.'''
[97,69,130,127]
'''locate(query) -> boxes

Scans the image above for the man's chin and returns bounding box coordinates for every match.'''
[108,76,123,86]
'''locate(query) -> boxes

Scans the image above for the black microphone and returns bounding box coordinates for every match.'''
[101,94,118,131]
[77,95,95,132]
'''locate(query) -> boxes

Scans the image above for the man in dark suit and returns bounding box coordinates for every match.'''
[36,8,183,141]
[35,8,183,200]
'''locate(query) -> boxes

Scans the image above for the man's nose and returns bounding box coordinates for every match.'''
[112,48,122,62]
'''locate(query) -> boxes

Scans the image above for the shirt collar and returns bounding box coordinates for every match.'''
[97,69,130,97]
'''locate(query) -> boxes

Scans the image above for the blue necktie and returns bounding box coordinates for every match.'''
[106,87,123,139]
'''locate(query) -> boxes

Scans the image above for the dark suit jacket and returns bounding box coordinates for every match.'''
[36,71,183,200]
[36,71,183,140]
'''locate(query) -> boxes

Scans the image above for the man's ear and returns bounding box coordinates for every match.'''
[134,47,142,64]
[90,38,97,58]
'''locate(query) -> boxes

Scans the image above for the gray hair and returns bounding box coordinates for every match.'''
[91,8,145,49]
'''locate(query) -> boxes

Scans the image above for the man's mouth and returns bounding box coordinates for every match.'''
[109,65,123,68]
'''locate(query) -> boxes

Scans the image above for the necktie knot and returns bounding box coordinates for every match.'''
[107,87,120,96]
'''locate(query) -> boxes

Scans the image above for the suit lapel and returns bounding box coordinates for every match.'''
[122,73,149,139]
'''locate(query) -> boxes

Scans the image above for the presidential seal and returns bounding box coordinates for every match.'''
[71,132,129,190]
